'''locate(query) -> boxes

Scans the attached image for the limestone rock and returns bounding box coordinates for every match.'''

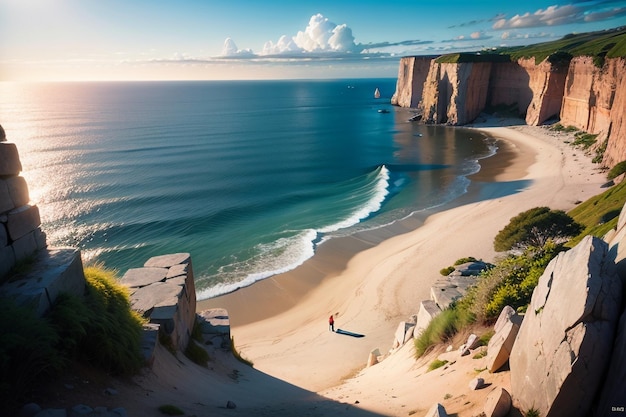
[414,300,441,338]
[469,377,485,390]
[391,56,434,108]
[484,388,511,417]
[0,142,22,176]
[367,348,381,367]
[121,267,168,288]
[487,306,522,372]
[425,403,448,417]
[509,236,622,417]
[596,308,626,414]
[226,400,237,409]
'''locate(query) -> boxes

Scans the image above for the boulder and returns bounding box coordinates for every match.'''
[509,236,622,417]
[425,403,448,417]
[393,321,414,347]
[367,348,381,367]
[484,388,512,417]
[486,307,522,372]
[414,299,441,338]
[469,377,485,390]
[596,308,626,414]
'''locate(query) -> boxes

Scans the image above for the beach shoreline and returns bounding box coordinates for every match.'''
[197,118,606,393]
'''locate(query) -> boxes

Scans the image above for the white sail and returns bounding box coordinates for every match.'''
[374,88,381,99]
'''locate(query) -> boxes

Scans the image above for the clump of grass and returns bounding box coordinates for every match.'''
[81,265,145,374]
[231,336,254,367]
[185,340,210,367]
[158,404,185,415]
[525,408,541,417]
[443,393,453,400]
[415,307,473,358]
[440,266,455,276]
[477,330,495,347]
[428,359,449,371]
[572,132,598,149]
[473,351,488,359]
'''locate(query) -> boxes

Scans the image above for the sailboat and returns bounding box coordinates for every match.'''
[374,87,381,99]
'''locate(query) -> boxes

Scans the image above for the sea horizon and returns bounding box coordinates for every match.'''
[0,79,495,299]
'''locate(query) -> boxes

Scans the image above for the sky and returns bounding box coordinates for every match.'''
[1,0,625,81]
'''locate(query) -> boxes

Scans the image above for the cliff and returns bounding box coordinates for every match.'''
[392,28,626,168]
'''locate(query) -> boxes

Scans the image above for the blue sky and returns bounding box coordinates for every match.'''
[1,0,625,81]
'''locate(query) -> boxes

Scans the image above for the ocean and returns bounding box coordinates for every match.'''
[0,79,495,299]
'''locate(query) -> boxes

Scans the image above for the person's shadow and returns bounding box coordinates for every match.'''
[335,328,365,338]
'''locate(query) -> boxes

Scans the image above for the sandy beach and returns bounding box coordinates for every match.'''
[195,118,606,405]
[38,119,608,417]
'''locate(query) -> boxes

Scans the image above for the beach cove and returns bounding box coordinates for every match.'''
[197,117,607,405]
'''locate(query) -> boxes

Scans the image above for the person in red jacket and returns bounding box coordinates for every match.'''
[329,314,335,332]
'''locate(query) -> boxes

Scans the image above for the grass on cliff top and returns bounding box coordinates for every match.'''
[500,26,626,65]
[435,52,511,64]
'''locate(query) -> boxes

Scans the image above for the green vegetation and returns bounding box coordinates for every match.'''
[493,207,582,251]
[525,408,541,417]
[0,265,145,411]
[81,266,145,374]
[158,404,185,415]
[607,160,626,180]
[440,256,480,275]
[185,340,210,367]
[231,336,254,367]
[439,266,455,276]
[461,243,562,323]
[572,132,599,149]
[550,123,579,133]
[497,26,626,65]
[568,179,626,247]
[473,350,488,359]
[415,307,473,357]
[428,359,449,371]
[435,52,511,64]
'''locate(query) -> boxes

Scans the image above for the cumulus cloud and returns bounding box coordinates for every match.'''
[443,31,493,43]
[221,38,254,57]
[492,2,626,30]
[266,14,358,55]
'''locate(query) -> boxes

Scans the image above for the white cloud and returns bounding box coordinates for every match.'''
[264,14,357,55]
[492,2,626,30]
[221,38,254,57]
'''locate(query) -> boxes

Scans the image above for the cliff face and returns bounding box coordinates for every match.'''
[560,57,626,167]
[393,55,626,168]
[391,56,433,108]
[421,61,492,125]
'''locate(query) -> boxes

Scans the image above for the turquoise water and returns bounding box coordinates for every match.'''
[0,80,494,298]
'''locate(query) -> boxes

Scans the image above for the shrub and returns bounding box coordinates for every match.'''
[466,243,562,323]
[158,404,185,415]
[572,132,598,149]
[185,340,210,367]
[607,160,626,180]
[440,266,455,276]
[494,207,583,251]
[454,256,478,265]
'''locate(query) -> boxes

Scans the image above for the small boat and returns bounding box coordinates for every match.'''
[378,109,389,113]
[374,88,381,99]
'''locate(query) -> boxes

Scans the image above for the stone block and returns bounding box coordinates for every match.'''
[198,308,230,336]
[596,308,626,414]
[0,223,7,247]
[414,299,441,338]
[430,286,463,309]
[469,377,485,390]
[129,281,182,315]
[12,230,38,261]
[425,403,448,417]
[144,252,191,268]
[0,142,22,176]
[141,323,160,367]
[35,227,47,250]
[367,348,381,367]
[0,180,13,213]
[7,176,29,207]
[7,205,41,241]
[484,387,512,417]
[0,248,84,316]
[0,124,5,141]
[0,244,16,281]
[121,267,168,288]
